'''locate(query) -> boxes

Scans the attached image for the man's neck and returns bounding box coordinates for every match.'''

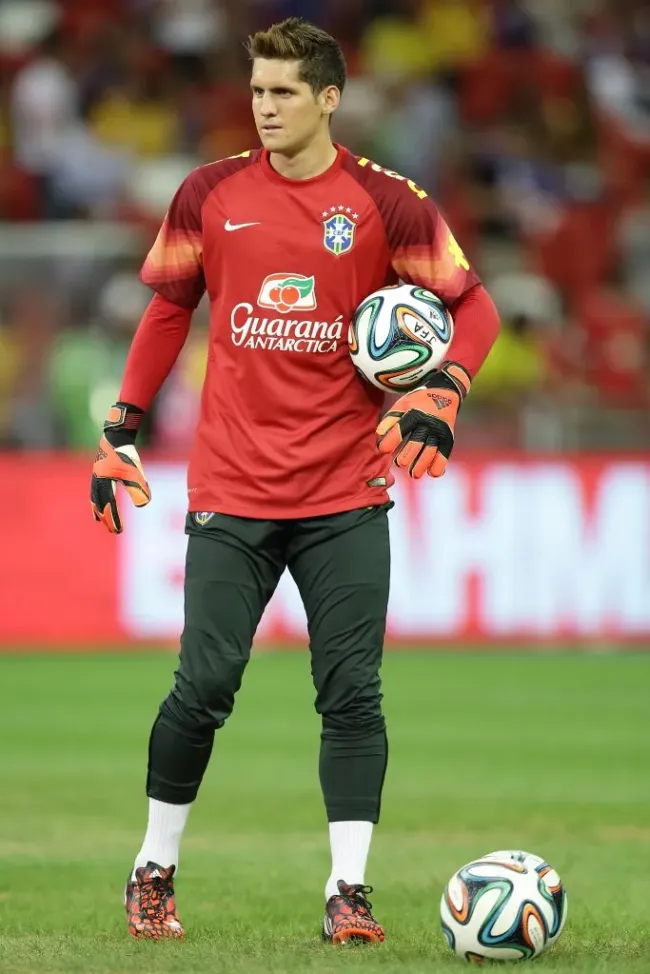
[269,137,338,181]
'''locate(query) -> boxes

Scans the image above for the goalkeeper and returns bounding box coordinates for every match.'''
[91,16,499,945]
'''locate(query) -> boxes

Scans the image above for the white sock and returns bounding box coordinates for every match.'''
[325,821,374,901]
[132,798,192,880]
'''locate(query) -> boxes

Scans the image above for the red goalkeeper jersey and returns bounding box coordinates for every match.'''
[139,144,481,518]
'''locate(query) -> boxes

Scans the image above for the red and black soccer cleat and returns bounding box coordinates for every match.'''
[124,861,184,939]
[322,880,385,944]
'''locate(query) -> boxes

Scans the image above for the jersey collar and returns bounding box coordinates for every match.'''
[260,143,344,186]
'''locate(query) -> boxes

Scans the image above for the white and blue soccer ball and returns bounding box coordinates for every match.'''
[440,849,568,962]
[348,283,453,391]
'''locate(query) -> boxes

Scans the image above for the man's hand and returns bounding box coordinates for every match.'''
[90,403,151,534]
[376,363,470,479]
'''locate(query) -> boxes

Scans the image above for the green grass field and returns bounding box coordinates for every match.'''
[0,650,648,973]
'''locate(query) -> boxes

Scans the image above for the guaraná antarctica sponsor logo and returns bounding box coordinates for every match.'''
[230,273,344,353]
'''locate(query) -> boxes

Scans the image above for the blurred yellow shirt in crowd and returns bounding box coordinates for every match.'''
[360,16,435,78]
[471,323,545,401]
[361,1,486,79]
[90,94,177,158]
[185,331,208,391]
[420,0,487,69]
[0,326,20,437]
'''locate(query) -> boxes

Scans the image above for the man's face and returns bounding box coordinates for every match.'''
[251,59,336,155]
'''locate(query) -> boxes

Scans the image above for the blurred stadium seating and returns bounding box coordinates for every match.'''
[0,0,648,454]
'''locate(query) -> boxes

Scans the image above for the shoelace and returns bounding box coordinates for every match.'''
[340,884,375,917]
[139,876,172,922]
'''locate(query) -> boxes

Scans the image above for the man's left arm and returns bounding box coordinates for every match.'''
[376,194,500,478]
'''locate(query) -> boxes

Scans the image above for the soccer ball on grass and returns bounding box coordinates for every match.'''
[440,849,568,962]
[348,283,453,392]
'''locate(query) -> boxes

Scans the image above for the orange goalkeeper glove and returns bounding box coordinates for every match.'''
[90,403,151,534]
[376,362,470,479]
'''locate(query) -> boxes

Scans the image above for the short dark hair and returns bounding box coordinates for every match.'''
[246,18,346,96]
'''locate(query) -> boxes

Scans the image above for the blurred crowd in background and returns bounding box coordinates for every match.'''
[0,0,649,453]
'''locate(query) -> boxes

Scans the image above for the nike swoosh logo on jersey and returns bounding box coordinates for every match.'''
[224,219,261,231]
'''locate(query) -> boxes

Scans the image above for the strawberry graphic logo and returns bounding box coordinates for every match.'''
[257,273,317,312]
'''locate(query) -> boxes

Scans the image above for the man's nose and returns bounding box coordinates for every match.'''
[260,93,277,116]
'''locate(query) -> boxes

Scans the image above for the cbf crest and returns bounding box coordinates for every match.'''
[193,512,215,526]
[321,207,358,257]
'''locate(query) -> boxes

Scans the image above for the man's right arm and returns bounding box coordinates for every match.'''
[91,169,205,532]
[119,293,192,411]
[122,165,209,407]
[90,293,193,533]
